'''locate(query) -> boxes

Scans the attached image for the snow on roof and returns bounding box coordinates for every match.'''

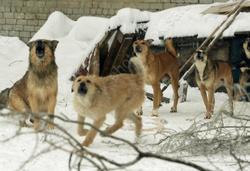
[31,11,75,41]
[145,2,250,45]
[31,1,250,48]
[109,8,151,33]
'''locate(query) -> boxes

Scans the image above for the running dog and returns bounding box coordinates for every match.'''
[0,39,58,130]
[194,50,233,119]
[72,57,145,147]
[133,39,179,116]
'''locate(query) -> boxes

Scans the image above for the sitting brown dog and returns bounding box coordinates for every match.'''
[0,39,58,130]
[133,39,179,116]
[72,58,145,146]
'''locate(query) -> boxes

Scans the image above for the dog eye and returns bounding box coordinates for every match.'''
[86,80,91,83]
[77,79,81,82]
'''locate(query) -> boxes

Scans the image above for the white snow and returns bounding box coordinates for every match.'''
[109,8,151,34]
[0,3,250,171]
[145,1,250,44]
[31,11,75,41]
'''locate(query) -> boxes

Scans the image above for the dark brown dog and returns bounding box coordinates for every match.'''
[194,50,234,119]
[0,39,58,130]
[133,39,179,116]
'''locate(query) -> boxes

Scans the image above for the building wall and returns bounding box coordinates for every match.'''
[0,0,226,42]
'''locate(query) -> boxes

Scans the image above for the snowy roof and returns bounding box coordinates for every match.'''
[31,1,250,47]
[145,1,250,45]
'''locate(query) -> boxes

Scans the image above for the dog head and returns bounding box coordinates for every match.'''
[245,38,250,50]
[194,50,207,62]
[133,39,153,56]
[72,76,102,98]
[243,38,250,59]
[240,67,250,75]
[28,39,58,68]
[240,67,250,83]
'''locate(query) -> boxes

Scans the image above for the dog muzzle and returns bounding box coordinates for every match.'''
[78,82,88,95]
[135,46,142,53]
[36,40,45,58]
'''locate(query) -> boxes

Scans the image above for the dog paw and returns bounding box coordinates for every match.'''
[204,112,212,119]
[102,128,111,136]
[78,129,88,136]
[151,109,159,117]
[82,139,92,147]
[47,123,55,130]
[34,124,40,132]
[170,107,177,113]
[135,109,143,116]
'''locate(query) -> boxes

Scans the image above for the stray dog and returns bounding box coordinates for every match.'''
[72,57,145,147]
[0,39,58,130]
[194,50,233,119]
[133,39,179,116]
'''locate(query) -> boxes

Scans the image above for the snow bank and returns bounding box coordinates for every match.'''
[67,16,108,42]
[0,36,29,89]
[31,11,75,41]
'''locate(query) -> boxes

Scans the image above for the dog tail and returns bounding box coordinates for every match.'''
[0,88,10,109]
[165,38,179,58]
[129,57,145,77]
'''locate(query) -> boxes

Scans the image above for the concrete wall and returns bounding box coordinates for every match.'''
[0,0,226,42]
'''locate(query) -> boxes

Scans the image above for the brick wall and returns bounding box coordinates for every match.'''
[0,0,226,42]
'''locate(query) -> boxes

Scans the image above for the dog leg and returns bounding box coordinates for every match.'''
[152,83,161,116]
[225,81,234,115]
[199,84,209,118]
[82,116,105,147]
[206,87,214,119]
[105,108,128,135]
[135,106,143,116]
[211,95,215,114]
[77,115,88,136]
[9,93,30,127]
[47,94,57,129]
[129,113,142,137]
[170,73,179,112]
[29,96,40,131]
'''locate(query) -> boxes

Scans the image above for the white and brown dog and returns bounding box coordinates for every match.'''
[194,50,234,119]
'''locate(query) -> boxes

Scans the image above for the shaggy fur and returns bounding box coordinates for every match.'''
[72,58,145,147]
[0,39,58,130]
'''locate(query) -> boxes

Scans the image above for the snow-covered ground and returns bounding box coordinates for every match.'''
[0,3,250,171]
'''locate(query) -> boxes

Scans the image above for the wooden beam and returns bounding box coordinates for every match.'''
[102,30,122,76]
[110,34,134,73]
[202,0,250,14]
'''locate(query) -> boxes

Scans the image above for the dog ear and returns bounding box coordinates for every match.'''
[51,40,59,51]
[240,67,248,73]
[146,39,154,45]
[27,41,34,49]
[71,83,74,93]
